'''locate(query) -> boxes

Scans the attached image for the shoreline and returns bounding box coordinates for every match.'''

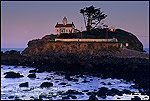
[1,49,149,91]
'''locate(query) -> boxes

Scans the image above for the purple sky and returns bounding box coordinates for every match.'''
[1,1,149,48]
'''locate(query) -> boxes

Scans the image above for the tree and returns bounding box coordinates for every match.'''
[80,5,107,30]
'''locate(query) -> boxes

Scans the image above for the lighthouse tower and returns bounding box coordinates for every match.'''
[63,16,67,25]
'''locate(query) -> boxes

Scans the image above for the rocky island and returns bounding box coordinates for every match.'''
[1,28,149,94]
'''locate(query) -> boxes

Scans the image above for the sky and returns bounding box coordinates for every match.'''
[1,1,149,48]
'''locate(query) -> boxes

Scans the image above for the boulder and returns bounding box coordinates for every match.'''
[122,89,132,94]
[4,71,24,78]
[19,82,29,87]
[44,77,51,80]
[29,69,37,73]
[59,82,67,85]
[8,96,14,99]
[69,95,77,99]
[107,88,123,96]
[82,90,89,92]
[107,82,112,85]
[28,73,36,78]
[22,66,26,68]
[40,82,53,88]
[131,96,141,100]
[62,96,70,99]
[97,87,108,99]
[88,94,98,100]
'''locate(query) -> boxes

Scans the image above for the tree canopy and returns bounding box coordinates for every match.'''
[80,5,107,30]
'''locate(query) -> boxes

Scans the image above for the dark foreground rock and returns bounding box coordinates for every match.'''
[4,71,24,78]
[62,90,84,95]
[131,96,141,100]
[19,82,29,87]
[88,94,98,100]
[28,73,36,78]
[40,82,53,88]
[1,50,149,91]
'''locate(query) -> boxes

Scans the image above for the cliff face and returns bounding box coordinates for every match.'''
[22,40,121,56]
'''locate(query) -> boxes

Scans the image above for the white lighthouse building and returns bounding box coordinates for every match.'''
[55,17,75,35]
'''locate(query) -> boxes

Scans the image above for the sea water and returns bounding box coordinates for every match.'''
[1,65,149,100]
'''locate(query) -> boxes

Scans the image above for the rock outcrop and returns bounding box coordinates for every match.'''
[1,29,149,91]
[4,71,24,78]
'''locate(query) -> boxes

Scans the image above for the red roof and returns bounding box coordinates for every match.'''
[55,23,75,27]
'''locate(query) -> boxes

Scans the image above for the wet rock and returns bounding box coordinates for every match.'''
[22,66,26,68]
[29,69,36,73]
[107,82,112,85]
[76,74,84,78]
[122,89,132,94]
[97,87,108,99]
[4,71,24,78]
[131,96,141,100]
[90,79,93,81]
[139,89,149,95]
[30,96,34,98]
[19,82,29,87]
[100,81,106,85]
[59,82,67,85]
[107,88,123,96]
[72,78,78,82]
[65,75,72,81]
[86,92,97,95]
[88,94,98,100]
[40,82,53,88]
[39,94,47,99]
[62,96,70,99]
[82,90,89,92]
[15,96,19,98]
[21,95,26,97]
[66,84,72,86]
[94,89,97,91]
[8,96,14,99]
[28,73,36,78]
[44,77,51,80]
[69,95,77,99]
[54,78,61,80]
[15,98,22,100]
[55,81,59,83]
[63,90,84,95]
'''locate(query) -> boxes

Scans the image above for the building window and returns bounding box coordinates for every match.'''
[57,30,58,32]
[66,30,68,32]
